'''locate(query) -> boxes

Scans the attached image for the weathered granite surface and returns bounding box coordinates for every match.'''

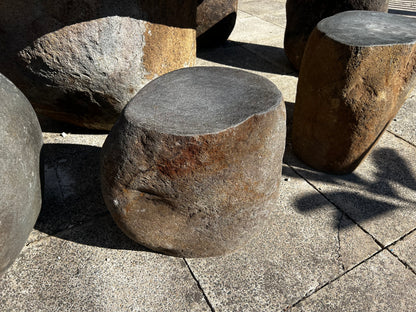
[197,0,238,48]
[292,11,416,174]
[284,0,389,70]
[0,0,196,130]
[101,67,286,257]
[0,73,43,275]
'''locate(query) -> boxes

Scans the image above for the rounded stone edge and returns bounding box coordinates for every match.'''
[0,73,43,274]
[317,10,416,48]
[284,0,390,70]
[100,72,286,257]
[123,66,284,137]
[101,101,286,257]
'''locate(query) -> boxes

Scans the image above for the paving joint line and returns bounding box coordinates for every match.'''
[384,226,416,276]
[388,249,416,276]
[386,129,416,148]
[283,248,385,311]
[237,9,287,29]
[285,164,416,303]
[280,164,387,308]
[335,212,346,271]
[183,258,216,312]
[287,163,384,248]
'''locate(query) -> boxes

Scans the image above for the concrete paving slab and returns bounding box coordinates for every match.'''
[269,74,298,104]
[197,42,294,77]
[286,131,416,247]
[229,10,285,45]
[0,215,211,312]
[2,1,415,310]
[390,230,416,272]
[388,88,416,146]
[290,250,416,312]
[239,40,294,75]
[238,0,287,28]
[227,9,296,77]
[186,165,379,311]
[196,43,283,77]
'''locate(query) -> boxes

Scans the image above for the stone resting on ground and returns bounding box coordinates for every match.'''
[284,0,389,70]
[100,67,286,257]
[196,0,238,48]
[292,11,416,174]
[0,0,196,130]
[0,73,43,275]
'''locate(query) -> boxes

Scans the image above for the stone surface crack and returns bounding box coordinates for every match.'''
[336,212,346,272]
[183,258,216,312]
[386,129,416,149]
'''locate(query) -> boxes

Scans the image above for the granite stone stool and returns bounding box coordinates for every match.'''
[0,0,196,130]
[197,0,238,48]
[101,67,286,257]
[0,73,43,275]
[284,0,389,70]
[292,11,416,174]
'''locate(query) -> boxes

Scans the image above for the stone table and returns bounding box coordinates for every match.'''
[101,67,286,257]
[292,11,416,174]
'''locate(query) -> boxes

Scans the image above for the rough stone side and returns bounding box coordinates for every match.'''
[292,28,416,174]
[284,0,389,70]
[0,0,196,130]
[196,0,238,48]
[101,103,286,258]
[0,74,43,275]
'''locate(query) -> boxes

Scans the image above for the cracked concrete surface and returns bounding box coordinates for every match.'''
[1,0,416,311]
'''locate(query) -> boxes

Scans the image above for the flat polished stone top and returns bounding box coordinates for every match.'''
[318,11,416,47]
[125,67,282,135]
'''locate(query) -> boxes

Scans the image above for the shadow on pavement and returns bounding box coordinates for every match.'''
[36,143,150,252]
[197,40,297,76]
[287,146,416,230]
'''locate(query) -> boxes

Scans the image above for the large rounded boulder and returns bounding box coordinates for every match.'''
[101,67,286,257]
[0,0,196,130]
[0,73,43,275]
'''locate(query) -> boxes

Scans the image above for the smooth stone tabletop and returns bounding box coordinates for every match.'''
[126,66,282,135]
[318,11,416,47]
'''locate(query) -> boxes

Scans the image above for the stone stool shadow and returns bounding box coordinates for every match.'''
[292,11,416,174]
[197,41,295,76]
[35,143,156,252]
[101,66,286,257]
